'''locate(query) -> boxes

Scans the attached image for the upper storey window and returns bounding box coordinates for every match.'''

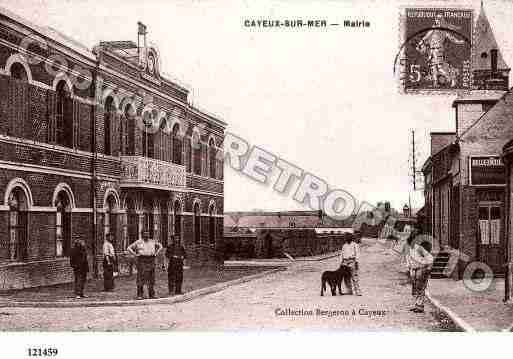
[55,81,73,148]
[209,138,217,179]
[10,63,29,82]
[104,97,115,155]
[172,124,182,165]
[192,131,201,175]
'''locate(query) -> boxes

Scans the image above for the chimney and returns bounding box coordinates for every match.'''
[491,49,498,75]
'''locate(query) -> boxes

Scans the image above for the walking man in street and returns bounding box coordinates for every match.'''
[340,235,362,296]
[70,239,89,299]
[127,231,163,299]
[102,233,116,291]
[166,235,187,295]
[406,229,434,313]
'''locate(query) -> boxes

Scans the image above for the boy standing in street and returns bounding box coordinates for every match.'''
[340,235,362,296]
[406,230,434,313]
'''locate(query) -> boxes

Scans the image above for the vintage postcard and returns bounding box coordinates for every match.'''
[0,0,513,354]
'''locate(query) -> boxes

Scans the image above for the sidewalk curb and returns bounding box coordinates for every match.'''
[426,291,476,332]
[0,267,286,309]
[225,250,342,267]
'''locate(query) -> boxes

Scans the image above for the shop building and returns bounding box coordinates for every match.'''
[422,4,512,278]
[0,8,226,290]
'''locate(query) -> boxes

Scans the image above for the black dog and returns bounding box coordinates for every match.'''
[320,265,351,296]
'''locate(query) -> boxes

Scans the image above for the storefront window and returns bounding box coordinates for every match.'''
[479,207,490,245]
[490,206,501,245]
[479,205,501,245]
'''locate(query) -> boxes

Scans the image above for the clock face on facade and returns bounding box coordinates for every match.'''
[147,54,156,74]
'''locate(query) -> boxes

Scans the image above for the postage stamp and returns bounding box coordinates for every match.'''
[398,7,473,93]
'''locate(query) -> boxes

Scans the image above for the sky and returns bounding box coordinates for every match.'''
[2,0,513,213]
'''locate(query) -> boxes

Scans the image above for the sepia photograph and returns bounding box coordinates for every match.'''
[0,0,512,355]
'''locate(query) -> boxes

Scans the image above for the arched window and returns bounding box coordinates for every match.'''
[55,80,73,148]
[7,188,28,261]
[193,132,201,175]
[172,124,182,165]
[104,195,117,248]
[187,137,193,173]
[104,97,115,155]
[142,111,155,158]
[174,200,182,239]
[55,191,72,257]
[194,202,201,244]
[143,198,154,238]
[160,200,168,246]
[126,197,138,246]
[209,203,216,245]
[158,118,168,161]
[10,63,28,82]
[209,138,216,179]
[125,104,135,155]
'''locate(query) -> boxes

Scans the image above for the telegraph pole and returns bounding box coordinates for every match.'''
[412,129,417,190]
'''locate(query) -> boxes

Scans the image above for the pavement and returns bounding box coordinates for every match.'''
[428,277,513,331]
[0,238,453,331]
[0,266,273,306]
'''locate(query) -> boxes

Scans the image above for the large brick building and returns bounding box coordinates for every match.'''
[0,8,226,290]
[422,4,511,278]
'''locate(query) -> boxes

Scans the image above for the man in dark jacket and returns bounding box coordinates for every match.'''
[166,235,187,295]
[70,239,89,299]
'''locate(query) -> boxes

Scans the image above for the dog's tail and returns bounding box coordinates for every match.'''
[321,278,326,296]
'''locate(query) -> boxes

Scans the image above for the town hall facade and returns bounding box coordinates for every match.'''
[0,8,226,290]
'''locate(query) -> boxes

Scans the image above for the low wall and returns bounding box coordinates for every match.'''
[0,258,73,291]
[224,229,353,259]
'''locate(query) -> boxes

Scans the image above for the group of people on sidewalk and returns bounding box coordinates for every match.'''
[68,231,187,300]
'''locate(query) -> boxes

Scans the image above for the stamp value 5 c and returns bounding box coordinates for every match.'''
[399,7,473,93]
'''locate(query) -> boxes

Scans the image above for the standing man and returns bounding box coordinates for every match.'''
[127,231,163,299]
[70,239,89,299]
[166,235,187,295]
[406,230,434,313]
[102,233,116,291]
[340,235,362,296]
